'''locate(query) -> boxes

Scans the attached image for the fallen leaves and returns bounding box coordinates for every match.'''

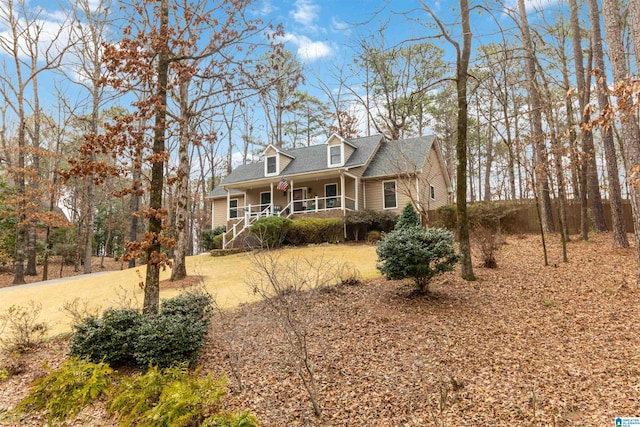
[1,233,640,426]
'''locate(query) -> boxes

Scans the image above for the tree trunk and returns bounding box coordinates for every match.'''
[570,0,607,233]
[628,0,640,72]
[12,112,26,285]
[588,0,628,247]
[602,0,640,284]
[143,0,169,315]
[456,0,475,281]
[517,0,554,232]
[171,80,191,282]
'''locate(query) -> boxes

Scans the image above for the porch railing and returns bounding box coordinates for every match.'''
[223,197,355,248]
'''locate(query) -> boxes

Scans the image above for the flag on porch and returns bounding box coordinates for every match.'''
[276,178,289,191]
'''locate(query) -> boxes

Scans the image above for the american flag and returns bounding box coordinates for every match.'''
[276,178,289,191]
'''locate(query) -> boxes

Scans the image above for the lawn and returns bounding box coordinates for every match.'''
[0,244,379,339]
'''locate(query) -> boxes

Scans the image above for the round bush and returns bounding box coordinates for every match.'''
[249,216,292,248]
[376,226,459,293]
[70,308,143,367]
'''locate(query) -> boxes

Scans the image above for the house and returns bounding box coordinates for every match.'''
[209,134,452,247]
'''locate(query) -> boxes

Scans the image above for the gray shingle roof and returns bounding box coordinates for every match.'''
[208,187,243,199]
[362,135,435,178]
[219,134,384,186]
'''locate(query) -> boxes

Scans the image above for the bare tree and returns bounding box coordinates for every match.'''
[587,0,628,247]
[602,0,640,284]
[0,0,72,284]
[514,0,555,233]
[421,0,475,281]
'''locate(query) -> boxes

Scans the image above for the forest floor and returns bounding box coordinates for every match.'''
[0,257,125,289]
[1,232,639,426]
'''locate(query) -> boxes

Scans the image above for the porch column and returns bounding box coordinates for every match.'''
[290,180,294,208]
[416,176,421,203]
[355,177,359,210]
[270,182,274,215]
[340,173,345,212]
[226,189,230,221]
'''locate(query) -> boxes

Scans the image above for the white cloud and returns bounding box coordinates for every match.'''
[290,0,320,26]
[330,17,351,36]
[251,0,276,16]
[503,0,561,13]
[282,33,333,62]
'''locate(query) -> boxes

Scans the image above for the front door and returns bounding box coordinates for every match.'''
[293,188,305,212]
[260,192,271,212]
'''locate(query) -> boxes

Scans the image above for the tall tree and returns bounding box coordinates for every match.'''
[588,0,628,247]
[569,0,607,233]
[602,0,640,284]
[515,0,555,233]
[256,49,304,148]
[422,0,475,281]
[0,0,72,284]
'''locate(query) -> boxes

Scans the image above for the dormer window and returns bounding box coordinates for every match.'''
[266,155,277,175]
[329,145,343,166]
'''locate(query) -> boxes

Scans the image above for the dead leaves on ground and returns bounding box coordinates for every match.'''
[1,233,640,426]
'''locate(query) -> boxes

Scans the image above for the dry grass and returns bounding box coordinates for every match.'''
[0,244,379,338]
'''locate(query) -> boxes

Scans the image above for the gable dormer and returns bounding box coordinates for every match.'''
[263,144,294,177]
[325,133,356,168]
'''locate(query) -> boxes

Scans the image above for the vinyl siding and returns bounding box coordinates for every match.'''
[280,153,292,170]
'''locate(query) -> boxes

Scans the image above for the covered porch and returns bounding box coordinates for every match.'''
[220,172,360,247]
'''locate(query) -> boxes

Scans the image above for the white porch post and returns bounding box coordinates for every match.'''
[226,189,230,221]
[290,180,294,211]
[340,173,345,212]
[416,175,421,203]
[270,182,274,216]
[355,177,359,210]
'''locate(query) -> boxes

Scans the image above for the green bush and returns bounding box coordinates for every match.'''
[17,358,113,424]
[70,308,142,367]
[249,216,291,248]
[134,312,209,369]
[70,292,212,370]
[286,218,344,245]
[202,227,226,251]
[109,365,256,427]
[345,209,397,241]
[396,202,421,229]
[202,411,260,427]
[376,226,459,293]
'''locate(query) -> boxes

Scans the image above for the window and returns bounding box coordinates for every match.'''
[430,184,436,200]
[329,145,342,166]
[266,155,277,175]
[383,181,397,209]
[229,199,239,219]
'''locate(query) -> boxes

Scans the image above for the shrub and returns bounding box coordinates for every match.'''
[70,308,142,367]
[249,216,291,248]
[366,230,381,244]
[109,365,256,427]
[396,202,421,229]
[345,209,397,241]
[134,312,209,369]
[433,204,457,230]
[202,227,226,251]
[17,358,113,424]
[0,301,49,353]
[286,218,344,245]
[160,290,212,321]
[202,411,260,427]
[376,226,459,293]
[70,292,212,369]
